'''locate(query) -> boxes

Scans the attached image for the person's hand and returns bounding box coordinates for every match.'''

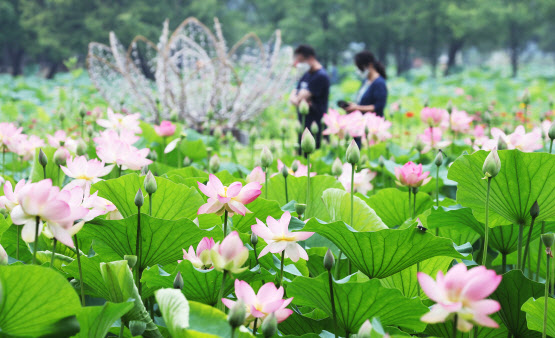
[289,90,299,106]
[345,103,358,112]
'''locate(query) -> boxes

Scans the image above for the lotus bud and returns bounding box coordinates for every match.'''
[124,255,137,268]
[364,125,370,138]
[446,100,453,115]
[291,160,299,173]
[280,120,288,135]
[346,140,360,164]
[423,98,429,108]
[249,126,258,142]
[521,89,530,105]
[206,146,213,157]
[281,164,289,178]
[294,120,302,134]
[331,158,343,176]
[530,200,540,220]
[87,126,94,138]
[147,150,158,162]
[295,203,306,217]
[301,129,316,154]
[59,109,66,122]
[209,155,220,173]
[144,171,157,195]
[357,319,372,338]
[378,155,385,167]
[183,156,192,167]
[299,100,309,116]
[76,140,87,156]
[360,154,369,165]
[497,137,507,150]
[482,147,501,179]
[213,126,223,139]
[53,148,67,166]
[38,148,48,168]
[541,233,554,248]
[170,111,179,123]
[310,121,319,135]
[269,142,278,154]
[140,165,149,176]
[549,120,555,141]
[323,248,334,271]
[250,233,258,246]
[227,299,247,329]
[261,313,278,338]
[0,244,7,265]
[134,189,144,208]
[434,150,443,167]
[69,278,80,290]
[415,138,425,153]
[260,146,273,168]
[79,104,86,118]
[129,320,146,336]
[173,271,184,290]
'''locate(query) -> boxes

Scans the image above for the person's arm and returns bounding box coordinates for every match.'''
[290,88,312,106]
[345,103,374,112]
[372,81,387,114]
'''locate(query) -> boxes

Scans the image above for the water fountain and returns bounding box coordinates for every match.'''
[87,17,294,128]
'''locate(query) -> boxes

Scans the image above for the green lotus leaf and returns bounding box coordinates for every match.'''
[73,301,134,338]
[364,188,433,228]
[322,188,387,231]
[521,297,555,337]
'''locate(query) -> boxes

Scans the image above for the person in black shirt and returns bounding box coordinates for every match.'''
[345,50,388,117]
[289,45,330,152]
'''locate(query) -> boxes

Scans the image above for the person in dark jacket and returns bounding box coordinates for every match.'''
[345,50,388,117]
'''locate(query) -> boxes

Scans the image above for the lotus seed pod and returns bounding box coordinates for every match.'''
[227,299,247,329]
[129,321,147,336]
[301,128,316,154]
[299,100,309,116]
[144,171,157,195]
[434,150,443,167]
[541,233,554,248]
[261,313,278,338]
[124,255,138,268]
[331,158,343,176]
[53,148,67,166]
[260,146,273,168]
[482,147,501,179]
[295,203,306,216]
[38,148,48,167]
[173,271,184,290]
[323,248,334,271]
[346,140,360,164]
[134,189,144,207]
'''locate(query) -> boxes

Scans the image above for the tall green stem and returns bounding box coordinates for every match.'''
[177,140,182,169]
[523,217,536,275]
[2,145,5,177]
[536,222,546,281]
[436,165,440,207]
[135,207,142,296]
[223,210,228,237]
[550,140,553,154]
[50,238,57,269]
[483,178,492,266]
[412,189,417,219]
[334,251,342,279]
[452,314,458,338]
[252,318,259,336]
[543,254,550,338]
[279,250,285,287]
[218,271,228,311]
[33,216,40,264]
[306,154,311,215]
[284,175,288,203]
[75,234,85,305]
[350,164,355,226]
[408,189,412,218]
[16,226,20,260]
[328,270,338,338]
[148,193,153,216]
[264,167,268,199]
[416,262,421,297]
[518,224,524,270]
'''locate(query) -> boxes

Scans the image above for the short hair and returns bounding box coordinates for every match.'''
[294,44,316,58]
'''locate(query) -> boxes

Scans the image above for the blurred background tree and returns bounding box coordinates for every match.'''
[0,0,553,78]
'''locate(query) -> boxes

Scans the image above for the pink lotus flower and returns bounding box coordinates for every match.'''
[210,231,249,274]
[322,109,363,139]
[222,279,293,324]
[482,126,543,152]
[418,127,451,154]
[197,174,261,216]
[338,163,377,195]
[80,189,117,221]
[179,237,215,269]
[276,160,316,178]
[450,109,473,134]
[47,130,78,154]
[394,162,432,188]
[61,156,114,189]
[97,107,142,134]
[0,122,23,149]
[12,135,45,160]
[246,166,265,184]
[541,119,552,141]
[418,264,502,332]
[95,131,151,170]
[421,107,449,127]
[0,244,7,265]
[10,179,86,247]
[251,212,314,262]
[154,120,176,137]
[0,179,28,212]
[363,113,392,145]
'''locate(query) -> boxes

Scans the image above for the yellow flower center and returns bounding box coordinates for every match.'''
[275,233,296,242]
[76,174,93,180]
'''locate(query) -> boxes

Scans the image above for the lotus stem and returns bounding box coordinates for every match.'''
[284,175,288,203]
[523,217,536,276]
[2,145,5,177]
[518,224,524,270]
[74,234,86,305]
[328,268,338,338]
[33,216,40,265]
[408,189,412,218]
[16,225,20,260]
[217,271,228,311]
[452,314,458,338]
[118,165,122,177]
[536,222,546,281]
[350,164,355,227]
[417,262,421,297]
[544,253,550,338]
[223,210,228,237]
[50,238,57,269]
[43,165,46,180]
[436,165,440,208]
[502,253,507,273]
[279,250,285,287]
[306,154,311,215]
[334,251,343,279]
[482,178,492,266]
[264,167,268,199]
[252,318,259,336]
[550,140,553,154]
[412,188,417,219]
[119,321,125,338]
[135,206,142,296]
[148,193,153,216]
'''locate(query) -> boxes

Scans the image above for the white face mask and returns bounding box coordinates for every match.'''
[296,62,310,73]
[358,68,369,79]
